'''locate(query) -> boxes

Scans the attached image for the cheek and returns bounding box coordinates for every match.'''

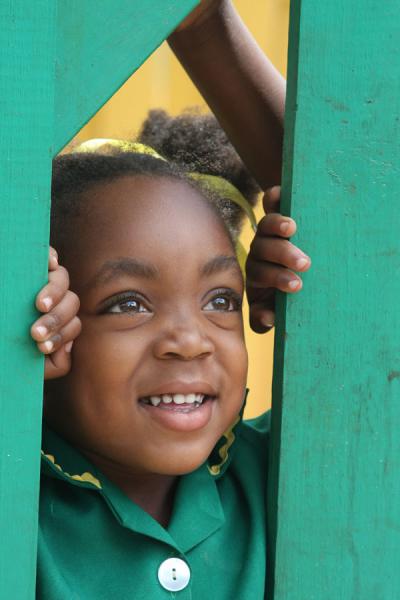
[219,328,248,381]
[218,334,248,415]
[70,320,144,388]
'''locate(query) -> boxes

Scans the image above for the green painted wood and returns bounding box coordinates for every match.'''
[268,1,400,598]
[0,3,57,597]
[0,2,197,597]
[54,0,199,154]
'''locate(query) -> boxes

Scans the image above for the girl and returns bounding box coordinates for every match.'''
[30,2,311,598]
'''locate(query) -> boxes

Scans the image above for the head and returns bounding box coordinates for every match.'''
[45,111,259,478]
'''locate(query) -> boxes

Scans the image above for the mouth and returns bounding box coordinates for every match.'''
[139,393,215,411]
[138,388,218,432]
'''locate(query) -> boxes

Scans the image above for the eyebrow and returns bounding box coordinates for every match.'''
[87,257,159,289]
[201,255,242,278]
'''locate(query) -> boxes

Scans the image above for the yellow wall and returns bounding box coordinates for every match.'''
[75,0,290,418]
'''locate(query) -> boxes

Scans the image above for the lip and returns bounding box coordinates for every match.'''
[139,380,218,399]
[139,395,215,433]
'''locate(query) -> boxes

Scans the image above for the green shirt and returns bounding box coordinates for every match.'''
[38,411,270,599]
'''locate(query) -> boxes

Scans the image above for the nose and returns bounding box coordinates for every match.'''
[153,314,214,361]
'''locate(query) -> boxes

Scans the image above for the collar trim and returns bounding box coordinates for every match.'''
[207,415,240,477]
[207,388,248,479]
[41,450,102,489]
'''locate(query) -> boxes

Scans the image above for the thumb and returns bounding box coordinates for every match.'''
[44,342,73,380]
[263,185,281,214]
[249,302,275,334]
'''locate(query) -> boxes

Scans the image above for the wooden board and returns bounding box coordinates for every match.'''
[0,3,57,597]
[268,1,400,598]
[54,1,199,153]
[0,1,197,597]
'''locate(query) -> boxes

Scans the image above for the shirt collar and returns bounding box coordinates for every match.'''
[41,390,247,552]
[41,425,102,490]
[206,388,247,479]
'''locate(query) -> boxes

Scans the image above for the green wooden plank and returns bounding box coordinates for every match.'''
[268,1,400,598]
[0,2,57,596]
[1,2,198,596]
[54,0,199,154]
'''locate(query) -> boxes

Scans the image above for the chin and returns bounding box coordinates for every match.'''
[151,450,213,477]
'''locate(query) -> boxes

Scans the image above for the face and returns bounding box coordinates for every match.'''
[45,176,248,476]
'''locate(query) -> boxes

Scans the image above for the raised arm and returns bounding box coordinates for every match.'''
[168,0,285,189]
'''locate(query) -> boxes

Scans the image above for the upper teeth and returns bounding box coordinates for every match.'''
[147,393,205,407]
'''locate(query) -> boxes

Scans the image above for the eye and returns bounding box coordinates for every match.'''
[203,290,242,312]
[101,293,151,315]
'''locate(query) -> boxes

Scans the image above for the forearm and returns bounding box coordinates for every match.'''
[168,0,285,190]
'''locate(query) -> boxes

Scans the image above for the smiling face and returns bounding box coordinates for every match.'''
[45,175,248,476]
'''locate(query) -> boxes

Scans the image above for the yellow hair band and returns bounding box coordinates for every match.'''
[74,138,257,276]
[74,138,257,231]
[74,139,165,161]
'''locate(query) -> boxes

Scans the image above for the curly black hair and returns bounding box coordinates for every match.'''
[50,109,260,254]
[139,110,259,238]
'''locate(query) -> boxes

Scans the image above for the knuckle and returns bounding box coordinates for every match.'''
[50,283,66,300]
[45,313,61,332]
[45,361,68,380]
[257,216,269,233]
[50,265,69,288]
[74,317,82,334]
[57,265,70,286]
[70,317,82,337]
[65,317,82,339]
[51,333,63,346]
[68,291,80,310]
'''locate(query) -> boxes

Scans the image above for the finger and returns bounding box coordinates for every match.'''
[35,265,70,313]
[31,291,80,342]
[263,186,281,213]
[256,213,297,238]
[249,303,276,334]
[44,342,73,380]
[249,237,311,272]
[48,247,59,271]
[246,261,303,293]
[36,316,81,354]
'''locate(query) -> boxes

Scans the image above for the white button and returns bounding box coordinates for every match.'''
[158,557,191,592]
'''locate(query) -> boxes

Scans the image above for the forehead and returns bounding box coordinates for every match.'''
[67,175,235,274]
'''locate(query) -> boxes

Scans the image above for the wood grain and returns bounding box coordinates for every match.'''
[0,3,56,596]
[0,1,198,596]
[268,1,400,598]
[54,1,199,153]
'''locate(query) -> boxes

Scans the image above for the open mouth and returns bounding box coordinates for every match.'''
[139,393,215,410]
[138,388,217,431]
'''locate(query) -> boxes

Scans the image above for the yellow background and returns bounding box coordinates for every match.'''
[76,1,290,418]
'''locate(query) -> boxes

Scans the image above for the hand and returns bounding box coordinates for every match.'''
[246,186,311,333]
[30,247,81,379]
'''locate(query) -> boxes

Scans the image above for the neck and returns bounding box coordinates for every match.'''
[82,449,178,528]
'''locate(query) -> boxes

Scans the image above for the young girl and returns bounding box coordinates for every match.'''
[30,2,311,598]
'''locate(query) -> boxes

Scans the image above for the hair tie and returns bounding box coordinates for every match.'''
[73,138,257,277]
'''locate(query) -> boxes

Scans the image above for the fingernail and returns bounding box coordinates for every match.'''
[50,254,58,266]
[296,257,309,270]
[43,340,54,352]
[261,315,275,329]
[65,341,73,353]
[42,297,52,310]
[280,222,291,234]
[35,325,48,338]
[288,279,301,290]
